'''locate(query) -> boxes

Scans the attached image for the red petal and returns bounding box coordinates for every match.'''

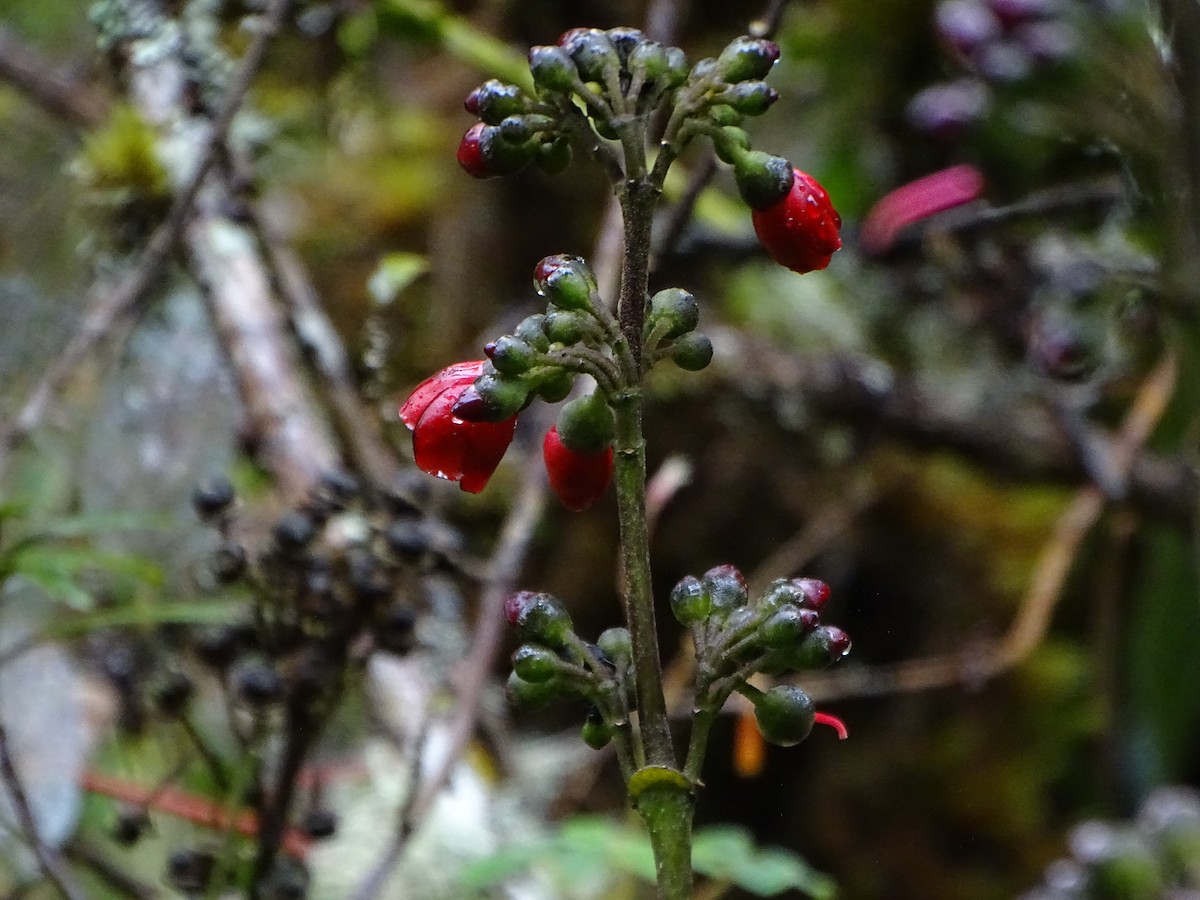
[458,416,518,493]
[543,426,613,510]
[412,390,470,482]
[399,361,486,428]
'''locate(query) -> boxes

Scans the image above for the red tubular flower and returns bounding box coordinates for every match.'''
[399,361,517,493]
[542,425,613,511]
[751,168,843,274]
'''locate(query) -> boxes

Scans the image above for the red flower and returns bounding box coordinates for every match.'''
[399,361,517,494]
[542,425,613,511]
[751,168,843,274]
[457,123,490,178]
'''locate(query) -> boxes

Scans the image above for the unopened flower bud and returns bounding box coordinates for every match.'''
[703,564,749,616]
[503,590,574,646]
[597,627,632,666]
[670,574,709,626]
[792,624,852,669]
[452,370,529,421]
[544,309,589,345]
[512,644,561,683]
[760,606,820,649]
[662,46,689,87]
[457,123,533,178]
[513,313,550,351]
[560,28,618,83]
[556,392,615,455]
[670,333,714,371]
[534,369,573,403]
[629,40,670,82]
[582,706,614,749]
[722,81,779,116]
[484,335,537,377]
[529,45,577,93]
[605,27,645,63]
[648,288,700,339]
[464,80,527,125]
[534,254,598,313]
[506,670,558,709]
[752,684,816,747]
[716,36,781,83]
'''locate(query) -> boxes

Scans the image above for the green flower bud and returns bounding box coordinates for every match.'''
[556,392,615,455]
[752,684,816,747]
[596,627,632,666]
[759,577,831,613]
[582,706,614,749]
[485,335,537,377]
[536,136,573,175]
[534,369,573,403]
[464,80,528,126]
[512,644,561,683]
[534,254,598,313]
[662,46,690,88]
[514,313,551,352]
[649,288,700,339]
[708,105,744,127]
[629,40,670,82]
[788,624,852,670]
[670,333,714,371]
[716,36,781,83]
[723,81,779,116]
[760,606,820,649]
[503,590,574,647]
[733,149,795,210]
[703,564,748,616]
[670,574,710,626]
[529,45,577,93]
[544,309,589,345]
[499,114,555,144]
[560,28,618,83]
[506,670,558,709]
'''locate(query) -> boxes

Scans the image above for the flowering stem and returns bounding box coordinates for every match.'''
[613,171,695,900]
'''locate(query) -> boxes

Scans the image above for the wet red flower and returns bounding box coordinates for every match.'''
[542,425,613,511]
[751,168,842,274]
[399,361,517,493]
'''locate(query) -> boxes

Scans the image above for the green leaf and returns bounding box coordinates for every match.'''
[368,252,429,306]
[693,825,837,898]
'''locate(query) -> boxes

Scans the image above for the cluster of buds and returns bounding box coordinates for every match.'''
[503,591,635,751]
[400,254,716,507]
[1021,787,1200,899]
[672,565,849,746]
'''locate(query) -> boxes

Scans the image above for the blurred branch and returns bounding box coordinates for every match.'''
[0,724,87,900]
[793,352,1177,704]
[63,840,159,899]
[0,26,107,126]
[0,0,298,487]
[712,329,1198,524]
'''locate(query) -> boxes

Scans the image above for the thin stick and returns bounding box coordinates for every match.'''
[0,0,294,482]
[0,724,87,900]
[0,26,107,126]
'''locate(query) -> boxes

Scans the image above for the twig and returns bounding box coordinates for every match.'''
[349,430,550,900]
[0,26,107,127]
[0,0,295,483]
[63,839,160,899]
[788,352,1178,705]
[0,724,87,900]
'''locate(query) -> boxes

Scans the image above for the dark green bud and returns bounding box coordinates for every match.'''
[786,624,852,670]
[662,47,690,88]
[536,136,573,175]
[504,590,574,647]
[596,627,632,666]
[506,670,558,709]
[670,333,714,371]
[544,309,589,345]
[465,80,527,126]
[560,28,618,83]
[556,392,615,455]
[471,124,535,176]
[452,370,529,421]
[716,36,781,83]
[512,644,561,683]
[670,574,709,626]
[733,149,794,210]
[760,606,820,649]
[752,684,816,747]
[499,114,555,144]
[534,369,573,403]
[529,45,577,93]
[648,288,700,339]
[534,254,598,313]
[723,81,779,116]
[629,40,670,82]
[759,577,831,613]
[703,564,748,616]
[712,126,750,165]
[582,706,614,749]
[514,313,550,351]
[484,335,538,377]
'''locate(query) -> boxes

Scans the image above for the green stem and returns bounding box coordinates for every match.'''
[630,767,697,900]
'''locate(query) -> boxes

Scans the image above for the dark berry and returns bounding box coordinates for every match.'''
[166,847,216,893]
[111,806,150,845]
[232,661,283,706]
[191,477,235,521]
[384,519,428,561]
[301,807,338,839]
[273,511,316,552]
[152,670,195,717]
[211,540,247,583]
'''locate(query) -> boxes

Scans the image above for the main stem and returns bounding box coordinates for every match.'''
[613,172,695,899]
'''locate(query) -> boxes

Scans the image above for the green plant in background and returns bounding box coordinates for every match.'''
[398,26,850,899]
